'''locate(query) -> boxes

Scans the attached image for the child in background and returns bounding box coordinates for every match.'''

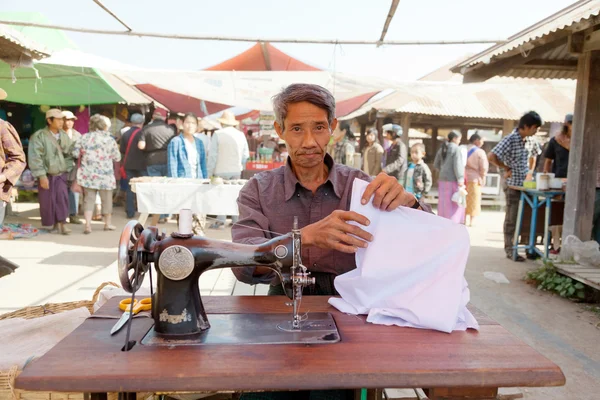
[404,143,432,199]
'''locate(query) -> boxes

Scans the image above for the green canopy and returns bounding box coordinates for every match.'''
[0,12,132,105]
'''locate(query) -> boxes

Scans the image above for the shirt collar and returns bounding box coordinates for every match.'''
[284,153,341,201]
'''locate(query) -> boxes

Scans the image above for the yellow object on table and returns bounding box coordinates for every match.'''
[523,181,536,189]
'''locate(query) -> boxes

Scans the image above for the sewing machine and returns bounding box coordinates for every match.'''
[117,210,340,345]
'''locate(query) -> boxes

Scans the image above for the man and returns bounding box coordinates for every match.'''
[246,129,259,154]
[0,88,26,226]
[138,108,175,225]
[361,127,383,176]
[489,111,543,262]
[207,110,249,229]
[28,108,74,234]
[232,85,431,400]
[233,83,430,293]
[63,110,82,224]
[383,124,408,184]
[327,121,355,167]
[120,113,146,219]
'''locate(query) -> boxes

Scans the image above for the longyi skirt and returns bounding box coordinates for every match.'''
[466,181,482,217]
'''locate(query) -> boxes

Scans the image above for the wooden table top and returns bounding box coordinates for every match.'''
[16,296,565,393]
[508,186,565,196]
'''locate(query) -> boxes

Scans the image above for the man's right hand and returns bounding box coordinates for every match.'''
[39,177,50,190]
[504,169,512,179]
[301,210,373,254]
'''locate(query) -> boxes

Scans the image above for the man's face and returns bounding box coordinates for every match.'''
[48,117,63,131]
[522,124,540,137]
[366,133,375,144]
[274,101,335,169]
[64,119,75,130]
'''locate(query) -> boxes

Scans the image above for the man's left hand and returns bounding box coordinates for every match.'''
[361,173,416,211]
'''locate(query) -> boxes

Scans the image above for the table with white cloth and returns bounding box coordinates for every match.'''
[130,178,245,226]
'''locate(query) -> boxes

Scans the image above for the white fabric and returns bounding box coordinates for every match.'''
[328,178,479,333]
[0,307,90,370]
[208,126,249,176]
[134,182,242,215]
[184,138,199,178]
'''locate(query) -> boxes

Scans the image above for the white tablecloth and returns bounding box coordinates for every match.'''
[134,183,243,215]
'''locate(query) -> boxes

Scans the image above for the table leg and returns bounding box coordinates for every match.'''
[424,387,498,399]
[544,198,552,260]
[529,195,539,256]
[138,213,149,226]
[513,192,525,260]
[89,393,107,400]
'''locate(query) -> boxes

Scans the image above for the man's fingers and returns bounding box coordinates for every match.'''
[337,223,373,243]
[379,184,403,210]
[332,230,369,249]
[337,211,370,226]
[330,241,358,254]
[361,175,384,205]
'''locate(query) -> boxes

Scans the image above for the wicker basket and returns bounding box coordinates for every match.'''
[0,282,120,400]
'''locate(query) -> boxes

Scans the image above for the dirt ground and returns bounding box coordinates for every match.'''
[0,203,598,399]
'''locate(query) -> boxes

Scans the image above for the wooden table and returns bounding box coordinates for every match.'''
[16,296,565,400]
[509,186,565,261]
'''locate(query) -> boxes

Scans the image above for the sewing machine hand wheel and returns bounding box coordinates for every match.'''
[118,220,150,292]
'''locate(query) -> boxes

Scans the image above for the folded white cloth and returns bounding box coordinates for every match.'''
[328,178,479,333]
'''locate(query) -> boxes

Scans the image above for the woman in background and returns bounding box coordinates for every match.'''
[72,114,121,234]
[167,112,207,179]
[434,131,465,223]
[465,132,489,227]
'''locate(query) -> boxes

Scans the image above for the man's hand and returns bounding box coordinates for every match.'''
[361,172,416,210]
[504,169,513,179]
[301,210,373,254]
[39,177,50,190]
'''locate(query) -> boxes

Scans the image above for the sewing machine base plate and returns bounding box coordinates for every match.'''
[141,312,340,346]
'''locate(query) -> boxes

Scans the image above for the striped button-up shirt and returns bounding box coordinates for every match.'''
[0,119,26,203]
[167,134,207,179]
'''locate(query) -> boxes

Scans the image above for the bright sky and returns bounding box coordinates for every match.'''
[3,0,575,80]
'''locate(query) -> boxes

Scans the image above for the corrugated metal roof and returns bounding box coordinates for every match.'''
[0,23,50,60]
[453,0,600,72]
[339,79,575,123]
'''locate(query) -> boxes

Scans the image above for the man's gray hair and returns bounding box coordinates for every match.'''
[89,114,111,132]
[272,83,336,129]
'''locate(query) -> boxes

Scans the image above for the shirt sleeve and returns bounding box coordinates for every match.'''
[27,132,47,179]
[1,121,26,185]
[423,164,433,194]
[111,139,121,162]
[453,149,465,182]
[491,136,511,163]
[198,140,207,179]
[207,132,219,177]
[167,140,177,178]
[544,138,556,160]
[231,178,277,285]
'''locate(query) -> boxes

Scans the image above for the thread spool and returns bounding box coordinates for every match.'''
[178,209,193,235]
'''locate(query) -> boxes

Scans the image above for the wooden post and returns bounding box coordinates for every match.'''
[502,119,515,137]
[430,126,439,162]
[460,127,469,144]
[401,114,411,149]
[376,117,384,145]
[563,50,600,241]
[359,122,367,152]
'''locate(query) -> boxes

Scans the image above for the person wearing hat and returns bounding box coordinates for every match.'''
[138,108,175,225]
[382,123,408,183]
[464,132,489,227]
[0,88,26,226]
[28,108,74,234]
[63,110,82,224]
[207,110,249,229]
[120,113,146,219]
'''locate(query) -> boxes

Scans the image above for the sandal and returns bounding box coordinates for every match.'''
[84,226,92,234]
[60,226,72,235]
[104,225,116,231]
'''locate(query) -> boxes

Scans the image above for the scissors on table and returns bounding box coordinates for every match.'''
[110,297,152,335]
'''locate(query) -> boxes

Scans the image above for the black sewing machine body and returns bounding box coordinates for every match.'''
[117,216,340,345]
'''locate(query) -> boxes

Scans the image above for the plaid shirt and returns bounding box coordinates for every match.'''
[0,119,26,203]
[167,135,207,179]
[491,130,541,187]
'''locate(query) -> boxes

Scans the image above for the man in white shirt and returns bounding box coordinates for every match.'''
[207,110,249,229]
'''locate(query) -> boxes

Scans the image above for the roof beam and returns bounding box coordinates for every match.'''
[92,0,132,31]
[462,36,569,82]
[377,0,400,46]
[260,42,272,71]
[0,19,506,46]
[515,59,578,71]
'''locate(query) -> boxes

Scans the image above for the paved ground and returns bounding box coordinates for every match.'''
[0,203,599,399]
